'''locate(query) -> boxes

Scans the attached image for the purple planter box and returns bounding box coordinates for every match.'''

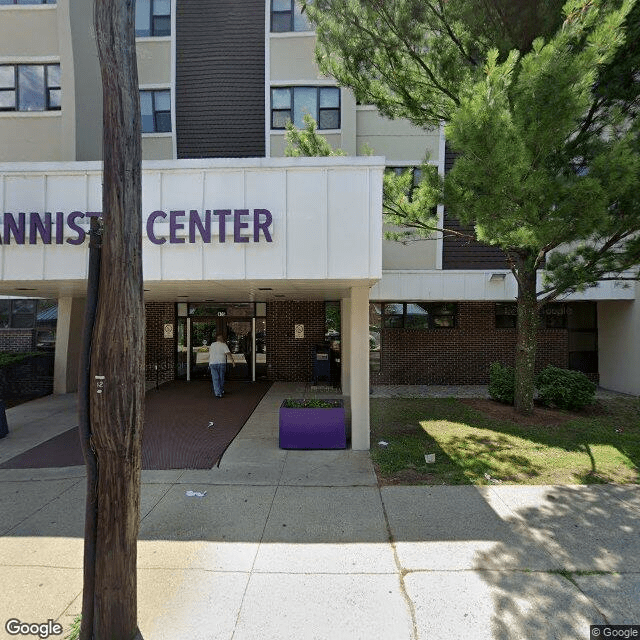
[279,400,346,449]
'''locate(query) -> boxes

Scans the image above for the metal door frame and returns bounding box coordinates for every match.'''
[186,316,256,382]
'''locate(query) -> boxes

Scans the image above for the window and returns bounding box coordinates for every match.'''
[495,302,569,329]
[0,299,37,329]
[0,301,9,328]
[11,299,36,328]
[381,302,457,329]
[369,303,382,372]
[383,303,404,328]
[0,64,61,111]
[135,0,170,37]
[271,0,311,32]
[0,299,57,350]
[495,303,517,328]
[0,0,56,4]
[140,89,171,133]
[541,303,568,329]
[271,86,340,129]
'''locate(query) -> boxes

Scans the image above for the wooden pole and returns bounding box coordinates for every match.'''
[86,0,144,636]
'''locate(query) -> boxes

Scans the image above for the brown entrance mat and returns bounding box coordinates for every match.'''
[0,379,272,470]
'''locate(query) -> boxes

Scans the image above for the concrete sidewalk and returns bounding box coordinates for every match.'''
[1,385,639,639]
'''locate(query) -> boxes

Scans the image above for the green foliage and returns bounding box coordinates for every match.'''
[303,0,640,413]
[282,398,342,408]
[383,163,441,241]
[596,0,640,118]
[536,366,596,410]
[284,113,345,157]
[490,362,597,410]
[325,302,340,334]
[303,0,572,127]
[305,0,640,297]
[303,0,474,126]
[65,615,81,640]
[446,0,636,247]
[488,362,516,405]
[0,351,41,367]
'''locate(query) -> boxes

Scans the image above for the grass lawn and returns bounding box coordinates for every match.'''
[370,396,640,485]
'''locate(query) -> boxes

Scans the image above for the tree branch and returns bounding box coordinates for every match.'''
[374,1,462,106]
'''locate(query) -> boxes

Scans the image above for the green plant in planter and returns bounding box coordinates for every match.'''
[282,398,342,408]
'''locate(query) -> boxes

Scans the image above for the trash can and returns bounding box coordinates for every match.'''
[312,344,331,385]
[0,400,8,439]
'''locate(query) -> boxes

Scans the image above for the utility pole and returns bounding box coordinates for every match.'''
[79,0,144,637]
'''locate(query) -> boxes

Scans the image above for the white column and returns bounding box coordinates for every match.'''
[341,297,351,395]
[349,285,370,450]
[598,286,640,396]
[54,296,86,394]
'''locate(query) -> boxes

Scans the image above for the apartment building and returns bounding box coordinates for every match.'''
[0,0,638,446]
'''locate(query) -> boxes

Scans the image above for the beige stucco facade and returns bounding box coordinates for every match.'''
[270,34,320,84]
[0,5,59,57]
[382,226,439,270]
[0,114,67,162]
[142,135,174,161]
[0,0,102,162]
[356,109,441,162]
[137,39,172,85]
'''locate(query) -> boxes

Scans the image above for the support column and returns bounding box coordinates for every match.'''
[54,296,86,394]
[349,286,370,450]
[598,287,640,396]
[340,297,351,395]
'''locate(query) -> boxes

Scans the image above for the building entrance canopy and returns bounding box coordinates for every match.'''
[0,157,384,301]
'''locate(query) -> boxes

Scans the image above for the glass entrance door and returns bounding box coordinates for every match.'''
[191,318,219,379]
[183,317,252,381]
[225,320,252,380]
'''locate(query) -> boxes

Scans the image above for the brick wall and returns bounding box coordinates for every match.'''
[371,302,571,384]
[145,302,176,384]
[141,300,589,386]
[0,329,35,353]
[266,300,326,382]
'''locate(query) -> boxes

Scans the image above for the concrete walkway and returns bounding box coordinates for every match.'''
[0,385,638,639]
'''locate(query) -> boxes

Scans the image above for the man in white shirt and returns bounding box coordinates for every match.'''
[208,334,235,397]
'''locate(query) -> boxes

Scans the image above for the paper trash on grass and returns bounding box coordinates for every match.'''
[378,441,389,447]
[425,454,436,463]
[185,490,207,497]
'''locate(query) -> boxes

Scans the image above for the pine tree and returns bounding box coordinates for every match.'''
[300,0,640,413]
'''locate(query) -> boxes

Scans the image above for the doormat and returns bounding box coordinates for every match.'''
[0,380,272,470]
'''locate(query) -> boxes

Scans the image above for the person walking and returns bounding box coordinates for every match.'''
[208,333,235,397]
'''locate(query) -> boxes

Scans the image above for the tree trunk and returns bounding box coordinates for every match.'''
[86,0,144,637]
[514,266,538,414]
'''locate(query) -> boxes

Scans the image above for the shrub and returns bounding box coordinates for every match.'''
[0,351,40,367]
[535,366,596,410]
[488,362,515,405]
